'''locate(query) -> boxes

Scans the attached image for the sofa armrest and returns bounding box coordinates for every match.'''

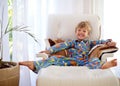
[36,53,48,59]
[101,53,114,62]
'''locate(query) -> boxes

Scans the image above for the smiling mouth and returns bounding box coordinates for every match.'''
[79,34,84,37]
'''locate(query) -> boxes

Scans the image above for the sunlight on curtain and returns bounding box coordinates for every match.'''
[27,1,48,86]
[48,0,84,14]
[104,0,120,64]
[12,0,33,86]
[12,0,48,86]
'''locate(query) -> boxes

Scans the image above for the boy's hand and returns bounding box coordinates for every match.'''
[40,50,50,54]
[106,42,116,47]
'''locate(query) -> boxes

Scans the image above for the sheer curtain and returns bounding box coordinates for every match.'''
[12,0,103,62]
[11,0,103,86]
[0,0,9,61]
[104,0,120,64]
[12,0,48,86]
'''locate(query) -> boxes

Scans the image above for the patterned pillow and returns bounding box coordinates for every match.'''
[47,38,68,57]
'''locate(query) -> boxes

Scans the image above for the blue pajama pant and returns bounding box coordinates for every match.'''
[33,56,103,73]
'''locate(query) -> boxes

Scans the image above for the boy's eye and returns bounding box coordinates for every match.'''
[78,29,81,32]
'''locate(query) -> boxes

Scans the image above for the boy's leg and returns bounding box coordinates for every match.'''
[85,58,117,69]
[85,58,101,69]
[19,57,57,73]
[19,61,34,70]
[101,59,117,69]
[19,56,66,73]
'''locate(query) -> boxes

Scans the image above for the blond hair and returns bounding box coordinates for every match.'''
[75,21,92,34]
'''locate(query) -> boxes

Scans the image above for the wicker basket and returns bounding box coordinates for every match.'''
[0,62,20,86]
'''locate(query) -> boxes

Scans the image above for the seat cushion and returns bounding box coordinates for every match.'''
[37,66,119,86]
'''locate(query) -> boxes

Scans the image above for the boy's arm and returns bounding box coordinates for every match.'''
[106,41,116,47]
[90,39,112,49]
[48,40,74,54]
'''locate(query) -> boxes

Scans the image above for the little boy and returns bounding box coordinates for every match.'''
[19,21,117,73]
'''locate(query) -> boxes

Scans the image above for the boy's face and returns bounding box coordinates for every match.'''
[75,27,89,40]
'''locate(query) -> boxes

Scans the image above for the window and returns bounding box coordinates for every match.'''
[8,0,13,61]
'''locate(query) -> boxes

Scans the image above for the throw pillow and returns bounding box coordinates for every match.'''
[47,38,68,57]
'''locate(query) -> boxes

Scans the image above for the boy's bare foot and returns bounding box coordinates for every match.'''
[101,59,117,69]
[19,61,35,70]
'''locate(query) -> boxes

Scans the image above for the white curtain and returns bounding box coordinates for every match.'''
[12,0,103,86]
[104,0,120,64]
[0,0,10,61]
[12,0,103,61]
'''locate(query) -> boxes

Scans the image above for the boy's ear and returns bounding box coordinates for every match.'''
[86,33,90,39]
[87,32,91,38]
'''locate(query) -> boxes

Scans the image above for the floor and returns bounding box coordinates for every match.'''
[111,65,120,79]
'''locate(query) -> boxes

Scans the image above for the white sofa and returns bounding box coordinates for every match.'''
[36,15,119,86]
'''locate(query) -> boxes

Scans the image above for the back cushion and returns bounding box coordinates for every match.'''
[46,15,101,40]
